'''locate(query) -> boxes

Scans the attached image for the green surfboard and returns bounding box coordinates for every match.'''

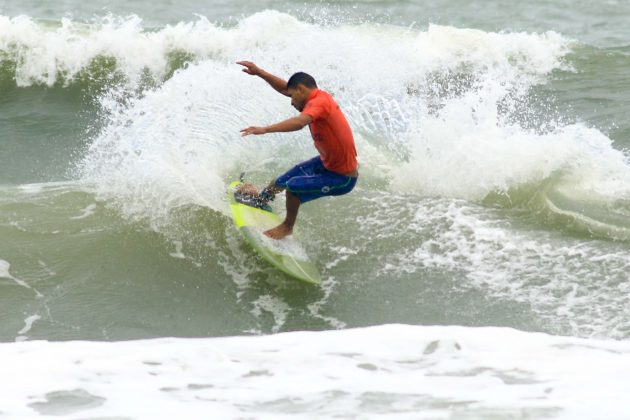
[227,180,321,285]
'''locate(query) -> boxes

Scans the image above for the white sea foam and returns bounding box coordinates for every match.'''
[16,315,42,342]
[69,203,97,220]
[250,294,291,334]
[0,259,42,297]
[0,259,12,279]
[0,324,629,419]
[77,12,578,223]
[390,88,630,202]
[79,60,251,225]
[357,194,630,338]
[252,227,310,261]
[168,240,186,259]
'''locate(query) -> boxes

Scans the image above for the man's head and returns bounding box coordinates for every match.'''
[287,72,317,112]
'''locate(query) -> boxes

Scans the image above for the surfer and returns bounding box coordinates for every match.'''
[237,61,359,240]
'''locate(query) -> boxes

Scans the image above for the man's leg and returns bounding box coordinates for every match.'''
[259,156,321,239]
[259,182,284,201]
[264,190,300,240]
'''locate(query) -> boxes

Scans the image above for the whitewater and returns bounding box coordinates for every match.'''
[3,325,630,419]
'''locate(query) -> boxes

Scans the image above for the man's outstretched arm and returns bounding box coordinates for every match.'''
[240,114,312,136]
[237,61,290,97]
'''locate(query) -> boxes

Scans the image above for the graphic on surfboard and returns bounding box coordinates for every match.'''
[227,180,321,285]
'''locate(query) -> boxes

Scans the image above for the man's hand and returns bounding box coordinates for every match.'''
[236,61,261,76]
[240,126,267,136]
[236,60,290,96]
[241,115,312,137]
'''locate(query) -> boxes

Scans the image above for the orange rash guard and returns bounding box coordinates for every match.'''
[301,89,358,175]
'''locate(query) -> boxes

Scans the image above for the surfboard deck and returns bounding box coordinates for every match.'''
[227,180,321,285]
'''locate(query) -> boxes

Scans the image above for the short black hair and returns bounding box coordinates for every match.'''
[287,72,317,89]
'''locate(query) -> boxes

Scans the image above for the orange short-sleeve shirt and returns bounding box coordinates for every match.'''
[301,89,358,175]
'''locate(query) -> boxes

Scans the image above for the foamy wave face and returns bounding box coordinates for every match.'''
[76,11,588,225]
[358,194,630,338]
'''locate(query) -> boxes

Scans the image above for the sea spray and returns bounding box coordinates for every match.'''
[76,12,583,223]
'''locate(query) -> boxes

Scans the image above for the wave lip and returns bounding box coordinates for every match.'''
[0,14,229,87]
[0,12,572,88]
[539,175,630,240]
[416,24,572,77]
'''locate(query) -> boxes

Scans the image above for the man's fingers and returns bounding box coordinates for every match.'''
[236,60,258,75]
[241,126,264,136]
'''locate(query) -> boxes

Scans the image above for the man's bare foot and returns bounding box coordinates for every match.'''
[264,223,293,240]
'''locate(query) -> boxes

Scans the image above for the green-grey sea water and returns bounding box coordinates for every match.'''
[1,0,630,343]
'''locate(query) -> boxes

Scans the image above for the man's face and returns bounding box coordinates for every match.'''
[288,85,309,112]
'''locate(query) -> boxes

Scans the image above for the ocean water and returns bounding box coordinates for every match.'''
[1,0,630,418]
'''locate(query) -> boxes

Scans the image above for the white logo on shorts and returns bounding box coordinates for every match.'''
[321,186,330,193]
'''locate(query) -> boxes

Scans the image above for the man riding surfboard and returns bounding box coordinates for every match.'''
[238,61,358,240]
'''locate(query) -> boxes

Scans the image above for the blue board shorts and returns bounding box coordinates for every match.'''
[274,156,357,204]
